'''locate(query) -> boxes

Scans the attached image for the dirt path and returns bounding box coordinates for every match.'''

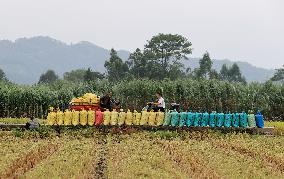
[0,143,59,179]
[92,133,108,179]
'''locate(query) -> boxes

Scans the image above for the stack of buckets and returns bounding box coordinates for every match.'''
[47,109,264,128]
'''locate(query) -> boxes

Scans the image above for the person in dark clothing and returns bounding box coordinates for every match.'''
[26,115,40,129]
[100,92,112,110]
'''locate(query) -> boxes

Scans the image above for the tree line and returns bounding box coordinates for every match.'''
[1,33,283,84]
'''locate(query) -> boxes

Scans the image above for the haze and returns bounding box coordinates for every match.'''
[0,0,283,69]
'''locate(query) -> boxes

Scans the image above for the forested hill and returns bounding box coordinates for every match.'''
[0,36,274,84]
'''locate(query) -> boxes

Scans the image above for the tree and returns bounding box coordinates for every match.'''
[220,64,229,80]
[229,63,246,83]
[127,48,148,78]
[195,52,213,79]
[271,65,284,83]
[0,68,8,82]
[104,49,129,82]
[64,69,86,82]
[38,70,59,84]
[83,68,104,82]
[219,63,246,84]
[144,33,192,79]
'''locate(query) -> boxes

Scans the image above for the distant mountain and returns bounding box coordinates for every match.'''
[184,58,275,82]
[0,36,275,84]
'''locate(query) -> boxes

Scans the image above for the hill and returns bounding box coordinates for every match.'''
[0,36,274,84]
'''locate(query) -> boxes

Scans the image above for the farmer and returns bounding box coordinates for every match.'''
[100,91,112,110]
[153,91,165,112]
[26,115,40,129]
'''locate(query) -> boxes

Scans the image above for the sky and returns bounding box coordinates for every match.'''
[0,0,283,69]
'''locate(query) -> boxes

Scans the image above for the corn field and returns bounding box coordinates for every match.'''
[0,79,283,120]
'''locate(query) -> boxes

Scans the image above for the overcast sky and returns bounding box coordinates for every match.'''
[0,0,283,69]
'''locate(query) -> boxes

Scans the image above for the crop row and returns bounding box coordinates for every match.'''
[0,79,283,120]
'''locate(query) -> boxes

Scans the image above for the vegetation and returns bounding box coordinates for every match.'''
[0,79,283,120]
[38,69,59,84]
[0,129,284,178]
[271,65,284,83]
[0,68,8,82]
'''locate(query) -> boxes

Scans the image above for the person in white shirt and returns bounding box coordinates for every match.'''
[154,92,165,112]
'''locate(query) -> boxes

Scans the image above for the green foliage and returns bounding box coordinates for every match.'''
[220,63,246,84]
[195,52,215,79]
[105,49,129,82]
[38,69,59,84]
[143,33,192,80]
[83,68,104,82]
[271,65,284,82]
[0,78,283,120]
[63,69,86,82]
[0,68,8,82]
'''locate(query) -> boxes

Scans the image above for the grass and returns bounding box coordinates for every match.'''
[266,121,284,135]
[0,121,284,178]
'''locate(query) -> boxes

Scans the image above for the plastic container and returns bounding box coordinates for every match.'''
[95,109,103,126]
[179,112,187,127]
[72,110,80,126]
[224,112,232,128]
[103,109,111,125]
[110,109,118,125]
[255,110,264,128]
[125,110,133,125]
[64,109,72,126]
[118,110,126,126]
[193,112,201,127]
[133,110,141,125]
[186,111,194,127]
[239,111,248,128]
[87,110,95,126]
[79,109,88,126]
[140,110,149,125]
[47,111,56,125]
[200,112,209,127]
[156,111,165,126]
[170,110,179,127]
[57,110,64,125]
[248,111,256,127]
[209,112,216,128]
[216,112,224,127]
[148,111,156,126]
[232,112,240,128]
[163,111,171,126]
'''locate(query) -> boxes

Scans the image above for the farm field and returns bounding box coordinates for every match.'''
[0,124,284,179]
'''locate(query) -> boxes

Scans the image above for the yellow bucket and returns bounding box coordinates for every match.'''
[125,110,133,125]
[110,109,118,125]
[103,109,111,125]
[87,110,95,126]
[64,109,72,126]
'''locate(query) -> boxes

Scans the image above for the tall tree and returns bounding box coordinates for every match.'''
[271,65,284,83]
[219,63,246,84]
[104,48,129,82]
[144,33,192,79]
[64,69,86,82]
[0,68,8,82]
[83,68,104,82]
[229,63,246,83]
[220,64,229,80]
[195,52,213,79]
[127,48,148,78]
[38,69,59,84]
